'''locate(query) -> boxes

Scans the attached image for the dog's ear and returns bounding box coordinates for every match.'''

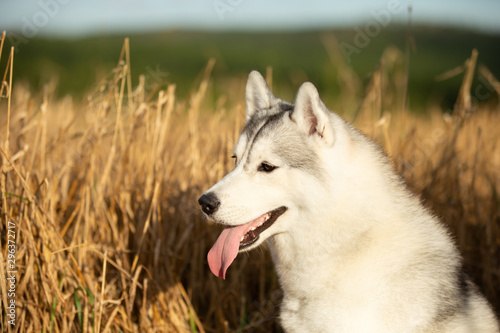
[292,82,334,146]
[245,71,275,121]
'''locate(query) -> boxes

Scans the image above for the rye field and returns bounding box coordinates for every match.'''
[0,31,499,332]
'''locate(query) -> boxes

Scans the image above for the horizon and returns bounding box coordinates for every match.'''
[1,0,500,41]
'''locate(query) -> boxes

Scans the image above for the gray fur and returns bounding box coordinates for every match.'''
[241,109,323,179]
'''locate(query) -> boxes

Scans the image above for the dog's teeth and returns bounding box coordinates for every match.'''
[240,236,244,242]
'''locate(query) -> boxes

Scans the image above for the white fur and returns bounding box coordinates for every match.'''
[201,71,499,332]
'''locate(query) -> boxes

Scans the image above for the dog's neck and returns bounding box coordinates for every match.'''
[266,175,414,299]
[266,212,376,298]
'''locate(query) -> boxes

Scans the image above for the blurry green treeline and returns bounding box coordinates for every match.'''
[2,26,500,111]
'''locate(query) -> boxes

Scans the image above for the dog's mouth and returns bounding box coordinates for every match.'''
[239,206,287,248]
[207,206,287,279]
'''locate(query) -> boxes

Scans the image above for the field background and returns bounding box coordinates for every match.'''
[0,26,499,332]
[5,27,500,108]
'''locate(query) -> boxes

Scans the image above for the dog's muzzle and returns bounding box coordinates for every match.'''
[198,193,220,215]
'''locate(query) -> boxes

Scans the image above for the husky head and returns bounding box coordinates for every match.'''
[199,71,338,279]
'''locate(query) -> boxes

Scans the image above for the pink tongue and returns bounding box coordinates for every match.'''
[207,215,267,279]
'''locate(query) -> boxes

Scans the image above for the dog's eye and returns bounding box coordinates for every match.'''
[258,162,276,173]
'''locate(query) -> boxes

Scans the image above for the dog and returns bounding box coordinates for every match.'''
[198,71,499,332]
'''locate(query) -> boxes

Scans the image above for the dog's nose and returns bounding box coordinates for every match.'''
[198,193,220,215]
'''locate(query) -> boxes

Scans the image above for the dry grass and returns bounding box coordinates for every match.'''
[0,34,499,332]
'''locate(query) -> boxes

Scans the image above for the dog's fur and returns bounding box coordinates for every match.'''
[199,71,499,332]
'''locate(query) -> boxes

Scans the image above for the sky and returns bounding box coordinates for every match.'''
[0,0,500,38]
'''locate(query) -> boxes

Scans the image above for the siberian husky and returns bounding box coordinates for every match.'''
[198,71,499,332]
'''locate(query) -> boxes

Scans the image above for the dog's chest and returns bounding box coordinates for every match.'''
[270,244,394,332]
[279,293,394,333]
